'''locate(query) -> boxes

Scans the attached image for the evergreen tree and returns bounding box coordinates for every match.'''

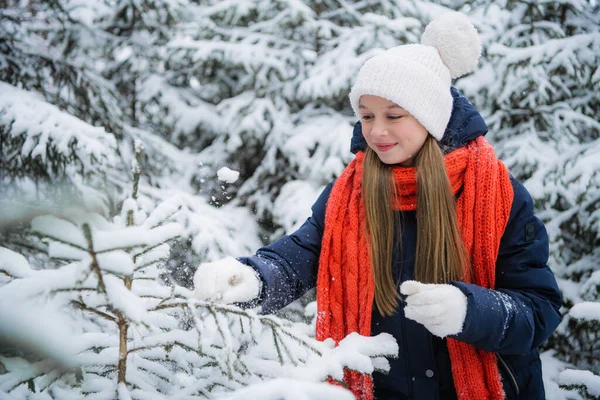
[4,0,600,397]
[166,0,452,238]
[0,1,123,134]
[459,0,600,396]
[0,158,397,398]
[0,1,263,287]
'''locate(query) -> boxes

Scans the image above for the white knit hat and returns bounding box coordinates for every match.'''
[349,12,481,140]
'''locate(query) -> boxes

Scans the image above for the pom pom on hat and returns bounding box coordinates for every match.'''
[349,11,481,141]
[421,12,482,79]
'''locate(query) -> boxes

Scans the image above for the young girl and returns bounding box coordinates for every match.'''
[193,12,562,400]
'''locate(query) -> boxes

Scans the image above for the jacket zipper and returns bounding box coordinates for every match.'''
[497,354,520,397]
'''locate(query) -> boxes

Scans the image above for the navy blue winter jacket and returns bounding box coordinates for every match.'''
[239,88,562,400]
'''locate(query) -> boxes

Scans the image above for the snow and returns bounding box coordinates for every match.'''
[92,223,182,253]
[0,261,92,300]
[117,382,133,400]
[143,197,182,229]
[273,180,322,233]
[172,193,262,261]
[137,74,220,140]
[220,378,354,400]
[334,332,398,374]
[568,302,600,321]
[558,369,600,397]
[0,82,117,173]
[96,251,134,276]
[217,167,240,183]
[103,275,148,323]
[135,244,171,270]
[48,242,90,261]
[31,215,88,249]
[0,301,77,367]
[540,350,581,400]
[0,247,34,278]
[2,0,599,398]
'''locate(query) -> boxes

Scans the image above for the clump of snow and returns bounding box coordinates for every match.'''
[103,275,147,323]
[143,196,182,229]
[0,82,117,171]
[558,369,600,397]
[540,350,579,400]
[96,251,134,276]
[0,261,92,300]
[568,302,600,321]
[221,378,354,400]
[31,216,87,249]
[0,301,77,367]
[92,223,182,252]
[0,247,34,278]
[217,167,240,183]
[172,193,262,261]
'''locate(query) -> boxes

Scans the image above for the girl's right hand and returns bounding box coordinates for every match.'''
[193,256,261,304]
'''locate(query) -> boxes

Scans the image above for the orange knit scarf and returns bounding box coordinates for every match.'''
[316,137,514,400]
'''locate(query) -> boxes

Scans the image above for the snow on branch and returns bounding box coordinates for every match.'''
[0,82,117,179]
[558,369,600,400]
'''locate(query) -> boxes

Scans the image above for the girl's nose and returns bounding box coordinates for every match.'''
[371,121,388,138]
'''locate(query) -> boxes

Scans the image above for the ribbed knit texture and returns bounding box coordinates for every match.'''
[316,137,514,400]
[349,45,452,140]
[349,12,482,141]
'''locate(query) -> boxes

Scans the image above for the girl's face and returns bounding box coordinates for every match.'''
[359,95,429,166]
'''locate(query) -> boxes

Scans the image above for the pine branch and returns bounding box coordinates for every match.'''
[149,301,188,312]
[271,329,285,365]
[0,269,16,278]
[133,242,173,260]
[262,318,323,357]
[70,299,117,322]
[81,223,106,293]
[127,340,206,356]
[145,206,182,230]
[31,231,88,252]
[1,359,57,392]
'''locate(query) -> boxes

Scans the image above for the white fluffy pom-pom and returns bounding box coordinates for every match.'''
[421,12,481,79]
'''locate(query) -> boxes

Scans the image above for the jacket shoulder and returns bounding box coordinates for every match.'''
[499,174,547,254]
[310,179,336,234]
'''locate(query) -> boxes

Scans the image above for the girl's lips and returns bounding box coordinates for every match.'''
[376,144,396,152]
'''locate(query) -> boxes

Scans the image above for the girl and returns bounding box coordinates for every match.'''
[193,12,562,400]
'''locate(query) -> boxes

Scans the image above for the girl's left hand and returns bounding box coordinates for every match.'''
[400,280,467,338]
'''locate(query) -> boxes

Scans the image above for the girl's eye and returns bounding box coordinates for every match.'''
[361,115,373,121]
[388,115,403,120]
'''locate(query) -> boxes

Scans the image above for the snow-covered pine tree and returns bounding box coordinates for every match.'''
[0,2,123,134]
[459,0,600,396]
[165,0,459,238]
[0,152,398,398]
[0,2,126,258]
[0,1,264,288]
[155,0,466,322]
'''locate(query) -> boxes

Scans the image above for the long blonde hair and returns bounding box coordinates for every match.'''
[362,135,469,316]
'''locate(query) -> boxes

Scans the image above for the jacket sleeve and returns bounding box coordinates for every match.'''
[450,176,563,355]
[238,181,334,314]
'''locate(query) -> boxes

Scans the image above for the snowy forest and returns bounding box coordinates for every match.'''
[0,0,599,399]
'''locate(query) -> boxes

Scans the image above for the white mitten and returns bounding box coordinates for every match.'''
[193,256,261,304]
[400,280,467,338]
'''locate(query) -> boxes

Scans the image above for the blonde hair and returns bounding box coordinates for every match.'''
[362,135,469,316]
